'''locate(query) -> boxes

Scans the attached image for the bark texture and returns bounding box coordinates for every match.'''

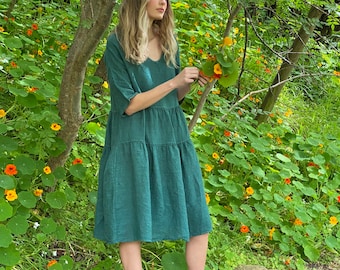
[49,0,116,169]
[255,5,323,124]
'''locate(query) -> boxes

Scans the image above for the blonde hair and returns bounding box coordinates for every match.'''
[115,0,178,66]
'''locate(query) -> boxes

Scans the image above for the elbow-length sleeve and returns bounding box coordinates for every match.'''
[104,34,138,115]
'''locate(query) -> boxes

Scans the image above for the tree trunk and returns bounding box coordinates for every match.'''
[6,0,18,17]
[255,5,323,124]
[49,0,116,169]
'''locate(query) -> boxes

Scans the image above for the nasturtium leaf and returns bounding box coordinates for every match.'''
[0,136,18,152]
[161,252,187,270]
[17,94,38,108]
[86,122,101,134]
[0,123,7,134]
[6,215,29,235]
[48,263,63,270]
[303,243,320,262]
[46,191,67,209]
[42,174,55,187]
[4,37,23,49]
[59,255,74,270]
[0,225,12,248]
[0,200,13,221]
[55,225,66,241]
[18,191,37,209]
[14,155,36,175]
[69,164,86,179]
[88,191,98,205]
[276,153,291,163]
[40,218,57,234]
[252,166,265,178]
[8,85,28,97]
[325,236,339,250]
[0,244,20,266]
[0,175,15,190]
[201,61,215,77]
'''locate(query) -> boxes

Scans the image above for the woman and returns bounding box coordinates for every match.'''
[94,0,212,269]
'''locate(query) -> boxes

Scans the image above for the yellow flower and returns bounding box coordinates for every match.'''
[37,49,43,56]
[284,109,293,117]
[0,27,5,32]
[205,193,210,204]
[0,109,6,118]
[102,81,109,89]
[50,123,61,131]
[233,27,239,34]
[190,36,197,43]
[245,187,254,196]
[211,24,216,30]
[330,216,338,225]
[205,32,210,38]
[5,189,18,201]
[95,58,101,65]
[205,164,213,172]
[269,227,275,240]
[43,166,52,175]
[223,36,233,46]
[33,189,44,197]
[277,118,283,125]
[60,43,68,50]
[267,133,274,139]
[212,152,219,159]
[285,196,292,201]
[213,63,223,75]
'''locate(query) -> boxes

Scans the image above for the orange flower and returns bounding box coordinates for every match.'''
[32,23,39,30]
[245,187,254,196]
[0,26,4,32]
[33,189,43,197]
[213,63,223,75]
[72,158,83,165]
[269,227,275,240]
[284,178,291,184]
[47,260,58,268]
[10,61,17,68]
[293,218,303,226]
[224,130,231,137]
[4,164,18,176]
[223,36,233,46]
[43,166,51,175]
[250,148,255,153]
[4,189,18,201]
[240,225,249,233]
[204,164,213,172]
[212,153,219,160]
[27,29,33,36]
[60,43,68,50]
[28,87,38,93]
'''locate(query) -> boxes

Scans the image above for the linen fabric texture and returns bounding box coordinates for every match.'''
[94,34,212,244]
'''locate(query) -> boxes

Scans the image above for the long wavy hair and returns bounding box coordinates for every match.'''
[115,0,178,66]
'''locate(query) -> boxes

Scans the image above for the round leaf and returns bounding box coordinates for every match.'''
[4,37,23,49]
[0,136,18,152]
[0,244,20,266]
[69,164,86,179]
[40,218,57,234]
[161,252,187,270]
[0,225,12,248]
[14,156,36,175]
[59,255,74,270]
[46,191,67,209]
[18,191,37,209]
[7,215,29,235]
[0,175,15,190]
[0,200,13,222]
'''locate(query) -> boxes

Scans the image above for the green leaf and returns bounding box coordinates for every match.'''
[161,252,188,270]
[325,236,339,250]
[18,191,37,209]
[4,37,23,49]
[40,218,57,234]
[276,153,291,162]
[218,63,239,87]
[69,164,87,179]
[8,85,28,97]
[59,255,74,270]
[86,122,101,135]
[42,174,55,187]
[0,225,12,248]
[6,215,29,235]
[0,244,20,266]
[0,136,18,152]
[252,166,265,178]
[0,199,13,221]
[46,191,67,209]
[88,191,97,205]
[17,94,38,108]
[14,155,36,175]
[0,175,15,190]
[201,61,215,77]
[55,225,66,240]
[303,243,320,262]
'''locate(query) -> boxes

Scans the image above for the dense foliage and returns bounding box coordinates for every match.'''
[0,0,339,269]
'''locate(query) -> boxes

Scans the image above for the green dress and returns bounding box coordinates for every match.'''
[94,34,212,244]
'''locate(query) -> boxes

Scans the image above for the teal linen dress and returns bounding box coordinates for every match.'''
[94,34,212,244]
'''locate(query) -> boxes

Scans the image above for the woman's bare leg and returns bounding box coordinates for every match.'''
[119,241,143,270]
[186,234,209,270]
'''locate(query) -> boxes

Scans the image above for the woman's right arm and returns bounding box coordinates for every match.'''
[125,67,200,116]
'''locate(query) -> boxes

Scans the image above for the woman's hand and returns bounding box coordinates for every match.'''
[197,72,210,87]
[172,67,200,89]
